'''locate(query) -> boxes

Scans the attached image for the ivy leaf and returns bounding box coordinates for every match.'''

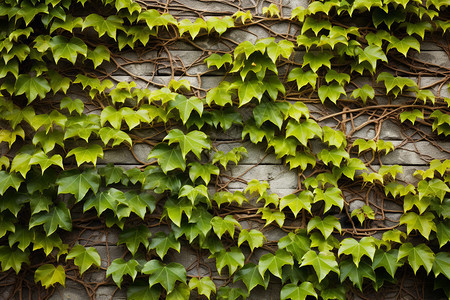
[398,243,435,274]
[60,97,84,115]
[300,250,340,282]
[285,102,310,122]
[352,139,376,154]
[278,231,311,261]
[99,127,132,147]
[280,191,313,217]
[8,226,34,251]
[83,14,125,39]
[164,129,211,159]
[179,184,209,205]
[14,74,51,103]
[98,164,124,186]
[188,162,219,185]
[49,36,87,64]
[212,146,248,169]
[245,179,269,197]
[242,120,275,144]
[351,205,375,225]
[318,83,346,104]
[351,84,375,104]
[0,246,29,274]
[32,232,62,256]
[210,247,245,275]
[387,36,420,57]
[399,212,436,239]
[307,216,341,239]
[127,283,161,300]
[417,179,450,202]
[259,249,294,279]
[235,78,264,107]
[322,126,347,148]
[338,237,376,267]
[66,244,101,275]
[286,119,322,146]
[164,198,193,227]
[234,263,269,292]
[29,152,63,174]
[253,101,289,130]
[0,171,23,195]
[106,258,139,288]
[302,52,333,73]
[287,68,318,90]
[204,53,232,69]
[314,187,344,213]
[372,249,401,277]
[259,207,285,227]
[189,277,216,299]
[206,16,234,35]
[216,286,248,300]
[399,109,424,124]
[267,136,298,158]
[238,229,266,252]
[148,143,186,174]
[34,264,65,288]
[56,169,100,201]
[286,151,316,171]
[432,252,450,279]
[377,72,417,97]
[142,260,186,293]
[280,282,318,300]
[206,81,233,106]
[29,202,72,236]
[83,188,126,216]
[149,232,181,259]
[66,144,103,167]
[339,260,375,291]
[86,45,110,68]
[263,3,280,17]
[336,158,367,180]
[178,18,206,39]
[167,283,190,299]
[168,95,204,124]
[356,45,388,71]
[301,17,331,36]
[405,21,433,39]
[317,148,349,166]
[436,221,450,248]
[118,226,152,256]
[211,215,241,239]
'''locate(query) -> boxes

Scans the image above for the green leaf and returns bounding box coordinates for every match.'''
[258,207,285,227]
[351,205,375,225]
[301,17,331,36]
[399,212,436,239]
[99,127,132,147]
[387,36,420,57]
[118,226,151,255]
[302,52,333,73]
[66,144,104,167]
[127,283,161,300]
[259,249,294,279]
[278,231,311,261]
[167,283,190,300]
[318,83,346,104]
[399,109,424,124]
[418,179,450,202]
[339,260,376,291]
[280,282,318,300]
[148,143,186,174]
[138,9,177,31]
[242,120,275,144]
[286,119,322,147]
[34,264,65,288]
[86,45,110,68]
[338,237,376,267]
[212,146,248,169]
[238,229,266,252]
[356,45,387,71]
[0,171,23,195]
[253,101,289,130]
[314,187,344,213]
[300,250,340,282]
[211,215,241,239]
[14,74,51,103]
[0,246,29,274]
[280,191,313,217]
[285,102,310,122]
[164,198,193,227]
[8,226,34,251]
[189,277,216,299]
[234,263,269,292]
[216,286,248,300]
[142,260,187,292]
[56,169,100,201]
[178,18,206,39]
[372,249,401,277]
[436,221,450,248]
[83,188,126,216]
[317,148,349,166]
[322,126,347,148]
[168,94,204,124]
[398,243,435,274]
[206,81,233,107]
[60,97,84,115]
[351,84,375,104]
[32,232,62,256]
[164,129,211,159]
[432,252,450,279]
[204,53,232,69]
[235,78,264,107]
[179,184,209,205]
[377,72,417,98]
[336,158,367,180]
[66,244,101,275]
[267,136,299,159]
[106,258,139,288]
[49,36,87,64]
[206,16,234,35]
[286,151,316,171]
[352,139,376,154]
[325,70,350,85]
[83,14,125,39]
[188,162,219,185]
[210,247,245,275]
[307,216,341,239]
[29,202,72,236]
[149,232,181,259]
[263,3,280,17]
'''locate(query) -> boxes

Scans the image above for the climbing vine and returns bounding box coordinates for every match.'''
[0,0,449,298]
